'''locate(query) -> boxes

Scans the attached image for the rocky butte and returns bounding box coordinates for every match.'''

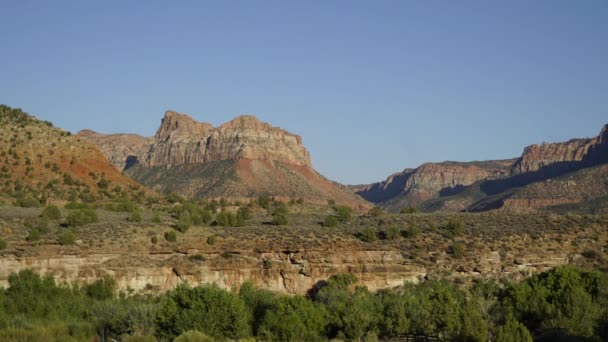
[79,110,368,208]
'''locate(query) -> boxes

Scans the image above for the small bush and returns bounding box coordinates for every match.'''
[386,225,400,240]
[127,210,143,223]
[13,196,41,208]
[40,205,62,220]
[152,212,162,223]
[58,229,76,245]
[0,239,7,250]
[151,236,158,244]
[207,236,216,245]
[177,211,192,232]
[64,208,98,227]
[335,205,353,222]
[400,207,418,214]
[106,200,138,212]
[64,201,90,210]
[174,330,214,342]
[323,215,339,227]
[26,229,41,242]
[402,225,420,238]
[215,211,238,227]
[369,206,383,217]
[447,219,464,236]
[450,242,465,258]
[166,192,184,204]
[165,231,177,242]
[358,227,377,243]
[85,275,116,300]
[272,203,289,225]
[258,193,271,209]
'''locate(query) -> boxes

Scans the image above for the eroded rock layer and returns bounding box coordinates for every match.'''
[80,110,367,207]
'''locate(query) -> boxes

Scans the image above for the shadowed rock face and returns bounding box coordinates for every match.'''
[356,124,608,212]
[76,130,152,171]
[510,124,608,176]
[355,160,514,206]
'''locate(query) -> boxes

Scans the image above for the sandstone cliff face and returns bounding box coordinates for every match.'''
[81,110,367,208]
[510,124,608,175]
[77,130,152,170]
[145,111,312,168]
[510,138,595,175]
[356,160,513,206]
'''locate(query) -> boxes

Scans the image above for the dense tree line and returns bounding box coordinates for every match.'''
[0,266,606,341]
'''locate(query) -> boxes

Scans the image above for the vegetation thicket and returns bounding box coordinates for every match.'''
[0,266,605,341]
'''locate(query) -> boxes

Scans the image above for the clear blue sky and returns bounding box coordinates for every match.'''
[1,1,607,184]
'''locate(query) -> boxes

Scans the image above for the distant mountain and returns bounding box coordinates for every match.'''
[0,105,143,201]
[79,111,369,208]
[355,124,608,212]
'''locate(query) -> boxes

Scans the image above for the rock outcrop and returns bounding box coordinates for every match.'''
[145,111,312,168]
[359,124,608,212]
[356,160,514,208]
[81,110,367,208]
[510,124,608,175]
[76,130,151,170]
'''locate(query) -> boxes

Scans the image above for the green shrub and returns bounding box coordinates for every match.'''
[237,206,251,221]
[369,206,383,217]
[272,203,289,225]
[177,211,192,232]
[259,296,328,342]
[26,229,41,242]
[156,284,251,340]
[450,242,465,258]
[447,219,464,236]
[358,227,377,243]
[257,193,271,209]
[272,213,288,225]
[215,211,238,227]
[0,238,7,250]
[207,236,216,245]
[64,201,89,210]
[106,200,138,213]
[122,335,157,342]
[127,210,143,223]
[400,207,418,214]
[13,196,41,208]
[151,236,158,244]
[166,192,184,204]
[64,208,98,227]
[385,225,400,240]
[58,229,76,245]
[84,275,116,300]
[323,215,339,227]
[40,205,62,220]
[173,330,215,342]
[164,231,177,242]
[335,205,353,222]
[496,317,533,342]
[152,212,162,223]
[402,225,420,238]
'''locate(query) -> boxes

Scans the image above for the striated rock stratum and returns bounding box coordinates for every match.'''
[79,111,368,208]
[356,124,608,212]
